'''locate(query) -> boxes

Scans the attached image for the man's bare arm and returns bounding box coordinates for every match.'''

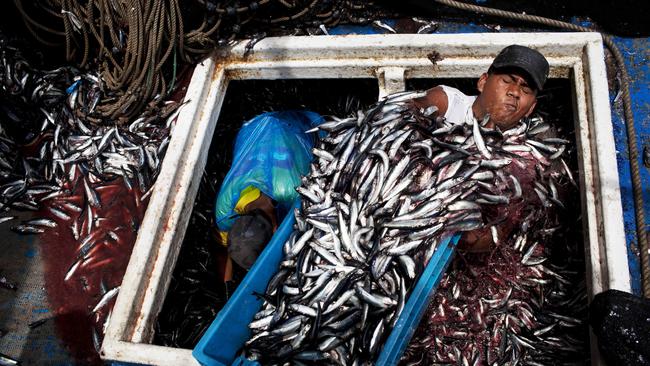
[412,86,449,116]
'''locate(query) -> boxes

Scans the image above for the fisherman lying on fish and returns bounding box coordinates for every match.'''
[412,44,550,252]
[244,47,571,364]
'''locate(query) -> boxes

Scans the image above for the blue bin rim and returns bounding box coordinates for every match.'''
[193,200,460,366]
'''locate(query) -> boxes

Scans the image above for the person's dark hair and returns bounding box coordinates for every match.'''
[227,209,273,270]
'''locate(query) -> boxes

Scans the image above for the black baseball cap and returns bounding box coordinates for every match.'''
[490,45,549,91]
[227,210,273,270]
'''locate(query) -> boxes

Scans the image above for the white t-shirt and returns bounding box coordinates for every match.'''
[439,85,477,125]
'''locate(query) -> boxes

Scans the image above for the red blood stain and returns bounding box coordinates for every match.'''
[39,176,148,364]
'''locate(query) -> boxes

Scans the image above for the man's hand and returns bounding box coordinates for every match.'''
[457,227,495,252]
[458,223,513,253]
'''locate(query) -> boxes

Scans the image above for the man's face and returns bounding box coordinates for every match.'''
[475,70,538,130]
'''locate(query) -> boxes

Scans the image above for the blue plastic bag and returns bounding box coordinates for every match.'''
[214,111,322,233]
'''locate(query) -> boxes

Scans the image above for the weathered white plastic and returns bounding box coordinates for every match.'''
[101,33,630,365]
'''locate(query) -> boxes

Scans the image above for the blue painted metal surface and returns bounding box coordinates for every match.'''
[610,37,649,295]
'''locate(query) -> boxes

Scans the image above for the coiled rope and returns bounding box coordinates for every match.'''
[433,0,649,297]
[14,0,188,121]
[13,0,376,123]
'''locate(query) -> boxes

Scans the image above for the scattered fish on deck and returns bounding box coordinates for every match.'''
[0,38,179,356]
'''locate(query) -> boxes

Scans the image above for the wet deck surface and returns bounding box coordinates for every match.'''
[0,210,73,364]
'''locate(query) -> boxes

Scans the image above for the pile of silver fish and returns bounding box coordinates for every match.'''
[0,37,179,229]
[244,90,575,365]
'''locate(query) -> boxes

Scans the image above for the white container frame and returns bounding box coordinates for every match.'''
[101,33,630,366]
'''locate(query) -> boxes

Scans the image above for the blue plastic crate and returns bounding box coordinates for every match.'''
[193,200,460,366]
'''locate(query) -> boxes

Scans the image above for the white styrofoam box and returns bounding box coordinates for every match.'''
[101,33,629,365]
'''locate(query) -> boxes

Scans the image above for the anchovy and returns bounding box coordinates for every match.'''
[473,115,493,159]
[0,352,19,366]
[508,174,522,199]
[92,286,120,313]
[64,259,82,281]
[527,122,550,136]
[355,284,396,308]
[24,218,57,228]
[83,178,101,208]
[11,224,45,234]
[0,216,16,224]
[526,139,558,154]
[49,206,72,220]
[372,20,397,34]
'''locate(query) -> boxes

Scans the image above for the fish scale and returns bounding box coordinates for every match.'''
[244,91,571,365]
